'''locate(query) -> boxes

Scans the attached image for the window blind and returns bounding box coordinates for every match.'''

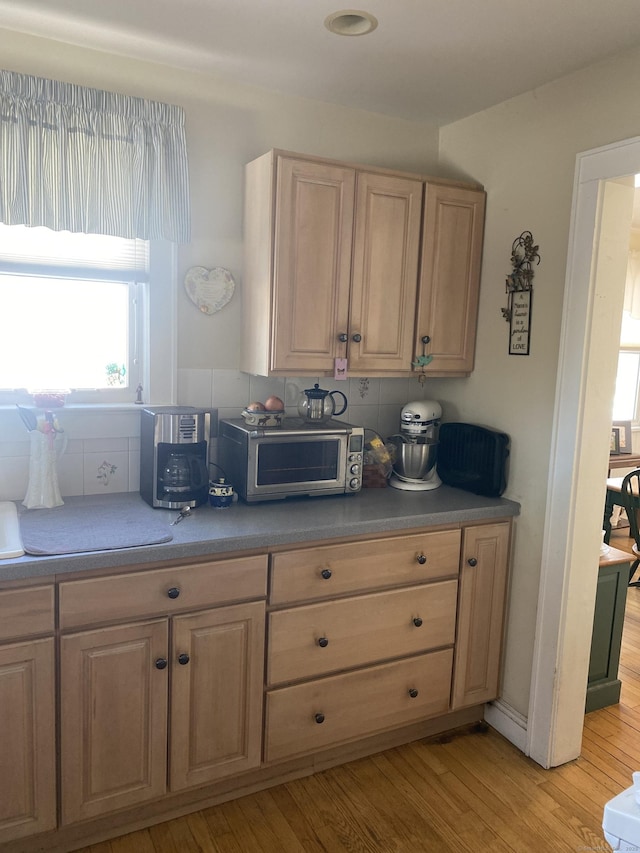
[0,223,149,281]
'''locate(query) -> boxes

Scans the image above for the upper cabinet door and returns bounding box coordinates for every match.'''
[271,157,355,373]
[416,185,486,376]
[349,172,423,375]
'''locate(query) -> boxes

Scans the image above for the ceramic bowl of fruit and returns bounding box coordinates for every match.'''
[241,397,285,427]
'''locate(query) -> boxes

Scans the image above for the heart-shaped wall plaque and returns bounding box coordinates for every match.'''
[184,266,235,315]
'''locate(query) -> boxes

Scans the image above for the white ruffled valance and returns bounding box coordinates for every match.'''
[0,69,190,242]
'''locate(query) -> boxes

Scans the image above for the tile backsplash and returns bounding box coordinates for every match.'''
[0,369,426,502]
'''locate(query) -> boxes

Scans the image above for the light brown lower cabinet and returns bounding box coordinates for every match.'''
[452,522,511,708]
[265,648,454,763]
[0,637,56,844]
[60,601,266,825]
[3,519,512,849]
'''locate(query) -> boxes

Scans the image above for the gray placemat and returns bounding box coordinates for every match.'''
[20,502,173,555]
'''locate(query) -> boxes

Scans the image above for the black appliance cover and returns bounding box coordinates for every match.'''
[437,422,510,497]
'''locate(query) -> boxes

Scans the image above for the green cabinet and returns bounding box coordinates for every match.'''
[585,546,630,712]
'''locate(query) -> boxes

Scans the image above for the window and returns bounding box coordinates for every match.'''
[613,311,640,422]
[0,224,176,406]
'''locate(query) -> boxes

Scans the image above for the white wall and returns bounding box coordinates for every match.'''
[11,25,640,732]
[0,29,442,501]
[434,44,640,718]
[0,29,441,375]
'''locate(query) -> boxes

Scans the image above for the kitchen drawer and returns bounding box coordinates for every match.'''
[268,580,457,686]
[264,648,453,763]
[59,555,268,630]
[0,585,54,641]
[270,529,461,605]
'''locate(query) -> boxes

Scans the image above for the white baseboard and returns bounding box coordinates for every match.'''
[484,699,528,753]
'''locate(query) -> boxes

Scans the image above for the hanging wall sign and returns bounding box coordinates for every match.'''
[184,266,235,315]
[501,231,540,355]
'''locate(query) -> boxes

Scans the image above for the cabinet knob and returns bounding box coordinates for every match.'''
[167,587,181,599]
[352,333,362,343]
[178,653,190,665]
[416,553,427,565]
[413,617,423,628]
[338,332,348,343]
[314,713,325,724]
[155,658,168,670]
[467,557,478,567]
[421,335,431,345]
[408,688,419,698]
[317,637,329,648]
[321,568,332,580]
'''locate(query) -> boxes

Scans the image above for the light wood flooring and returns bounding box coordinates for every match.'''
[77,533,640,853]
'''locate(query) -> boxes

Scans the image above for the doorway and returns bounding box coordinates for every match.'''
[527,138,640,768]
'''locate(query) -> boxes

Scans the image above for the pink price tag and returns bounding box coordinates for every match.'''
[334,358,348,380]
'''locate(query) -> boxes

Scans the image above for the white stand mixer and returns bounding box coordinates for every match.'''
[388,400,442,491]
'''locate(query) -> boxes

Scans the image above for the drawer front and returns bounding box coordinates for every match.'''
[59,555,268,629]
[270,530,461,605]
[0,585,55,641]
[265,648,453,763]
[268,580,457,686]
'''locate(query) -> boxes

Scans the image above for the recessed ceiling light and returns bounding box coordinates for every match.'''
[324,10,378,36]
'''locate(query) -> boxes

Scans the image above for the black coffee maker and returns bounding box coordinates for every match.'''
[140,407,215,508]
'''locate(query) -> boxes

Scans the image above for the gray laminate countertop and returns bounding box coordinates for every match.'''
[0,487,520,582]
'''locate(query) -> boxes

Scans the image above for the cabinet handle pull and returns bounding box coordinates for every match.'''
[317,637,329,648]
[408,688,419,698]
[352,333,362,343]
[320,568,332,580]
[155,658,168,670]
[167,587,181,599]
[338,333,348,343]
[416,553,427,565]
[178,653,190,665]
[314,713,325,724]
[413,617,423,628]
[467,557,478,567]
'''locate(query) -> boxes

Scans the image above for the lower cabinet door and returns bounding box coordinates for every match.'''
[170,601,266,790]
[264,648,453,763]
[451,522,510,709]
[60,619,169,824]
[0,638,56,843]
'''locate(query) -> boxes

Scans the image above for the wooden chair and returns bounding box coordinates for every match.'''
[619,468,640,585]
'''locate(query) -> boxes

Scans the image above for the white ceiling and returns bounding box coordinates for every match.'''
[2,0,640,124]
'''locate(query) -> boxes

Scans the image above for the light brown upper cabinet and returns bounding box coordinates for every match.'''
[242,151,423,377]
[415,184,486,376]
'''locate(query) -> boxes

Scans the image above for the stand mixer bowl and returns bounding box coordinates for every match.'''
[389,436,438,481]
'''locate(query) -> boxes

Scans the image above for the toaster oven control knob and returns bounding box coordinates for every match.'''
[320,568,332,580]
[350,463,361,475]
[467,557,478,567]
[349,478,360,490]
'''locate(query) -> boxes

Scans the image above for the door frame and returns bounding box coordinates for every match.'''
[527,136,638,767]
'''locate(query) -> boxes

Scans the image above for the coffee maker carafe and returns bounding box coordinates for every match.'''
[162,452,199,494]
[140,407,215,508]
